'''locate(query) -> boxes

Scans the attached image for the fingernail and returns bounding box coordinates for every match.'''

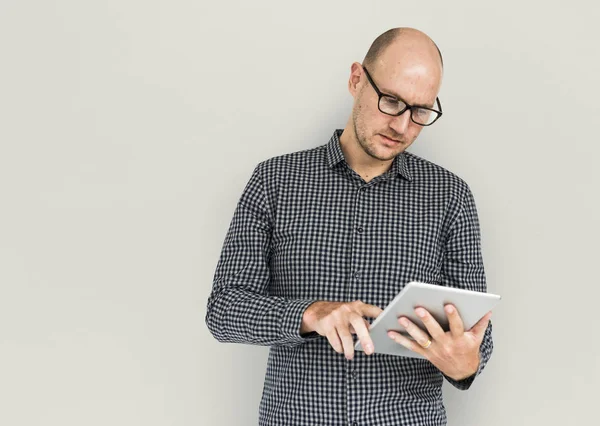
[416,308,426,317]
[365,344,373,353]
[445,305,453,314]
[400,318,409,327]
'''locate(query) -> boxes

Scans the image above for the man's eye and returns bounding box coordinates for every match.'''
[382,97,399,106]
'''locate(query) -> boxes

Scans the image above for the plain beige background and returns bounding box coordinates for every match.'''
[1,1,599,425]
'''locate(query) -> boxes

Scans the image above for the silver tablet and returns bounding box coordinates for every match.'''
[354,281,501,359]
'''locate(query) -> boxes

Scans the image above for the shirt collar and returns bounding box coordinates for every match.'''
[326,128,413,182]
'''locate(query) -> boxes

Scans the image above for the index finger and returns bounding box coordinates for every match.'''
[445,304,465,338]
[350,314,374,355]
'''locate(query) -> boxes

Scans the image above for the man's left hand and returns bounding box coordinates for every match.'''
[387,304,492,381]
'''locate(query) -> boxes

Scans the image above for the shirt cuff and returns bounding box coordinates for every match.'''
[280,298,321,345]
[443,351,483,391]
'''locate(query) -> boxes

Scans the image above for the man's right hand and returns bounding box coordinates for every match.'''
[300,301,383,359]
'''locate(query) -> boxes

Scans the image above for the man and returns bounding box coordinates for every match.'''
[206,27,494,426]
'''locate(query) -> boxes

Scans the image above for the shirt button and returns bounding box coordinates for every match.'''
[352,370,358,380]
[352,422,358,426]
[354,271,361,279]
[356,226,363,234]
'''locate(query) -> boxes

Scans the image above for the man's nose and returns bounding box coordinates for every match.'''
[389,110,411,134]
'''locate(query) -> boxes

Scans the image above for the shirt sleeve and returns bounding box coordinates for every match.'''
[205,161,321,347]
[439,183,494,391]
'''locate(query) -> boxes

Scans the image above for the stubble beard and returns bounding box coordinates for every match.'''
[352,112,397,162]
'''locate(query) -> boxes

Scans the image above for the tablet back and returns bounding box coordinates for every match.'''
[354,281,501,359]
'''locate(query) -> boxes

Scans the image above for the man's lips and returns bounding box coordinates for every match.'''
[379,134,402,144]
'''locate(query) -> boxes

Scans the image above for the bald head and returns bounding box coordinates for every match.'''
[362,27,443,73]
[341,27,444,166]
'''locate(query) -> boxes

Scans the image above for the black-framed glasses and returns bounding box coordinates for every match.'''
[362,65,443,126]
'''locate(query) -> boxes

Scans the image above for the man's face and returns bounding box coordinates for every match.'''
[350,52,442,162]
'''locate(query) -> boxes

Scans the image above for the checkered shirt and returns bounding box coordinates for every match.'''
[206,128,494,426]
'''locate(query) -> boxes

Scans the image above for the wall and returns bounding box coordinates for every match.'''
[0,1,598,425]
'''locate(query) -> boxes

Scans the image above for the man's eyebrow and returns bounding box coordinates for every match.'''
[380,87,434,108]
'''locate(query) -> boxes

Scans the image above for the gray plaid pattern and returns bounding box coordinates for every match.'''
[206,128,494,425]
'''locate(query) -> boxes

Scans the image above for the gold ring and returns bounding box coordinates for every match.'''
[422,339,432,349]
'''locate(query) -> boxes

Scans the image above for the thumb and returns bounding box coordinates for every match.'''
[360,303,384,319]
